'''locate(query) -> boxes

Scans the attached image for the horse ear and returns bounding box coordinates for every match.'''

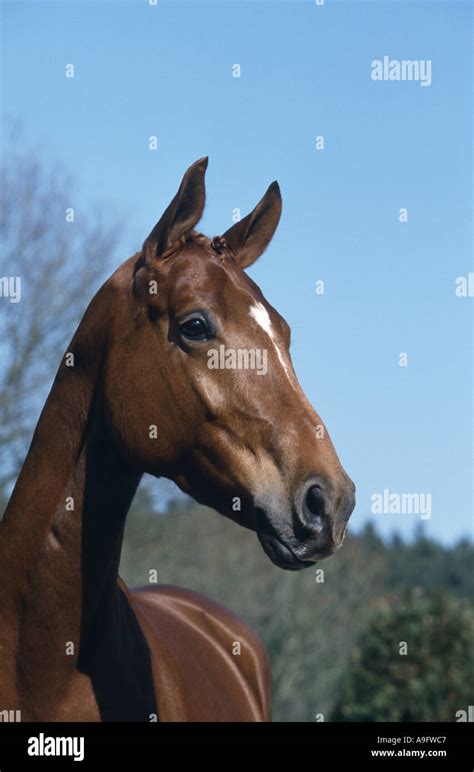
[222,181,282,269]
[143,157,208,261]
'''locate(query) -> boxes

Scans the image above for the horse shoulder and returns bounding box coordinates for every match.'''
[128,583,271,722]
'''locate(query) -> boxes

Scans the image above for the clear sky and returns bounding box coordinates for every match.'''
[1,0,472,544]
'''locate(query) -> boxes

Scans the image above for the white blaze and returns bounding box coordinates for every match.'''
[250,302,293,380]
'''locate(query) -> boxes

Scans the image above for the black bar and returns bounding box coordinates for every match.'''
[0,722,472,767]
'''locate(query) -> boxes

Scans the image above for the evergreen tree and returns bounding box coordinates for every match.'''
[331,589,474,721]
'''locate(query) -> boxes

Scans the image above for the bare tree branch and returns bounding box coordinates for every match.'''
[0,124,123,502]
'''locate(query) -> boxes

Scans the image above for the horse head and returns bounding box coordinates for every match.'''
[104,158,355,570]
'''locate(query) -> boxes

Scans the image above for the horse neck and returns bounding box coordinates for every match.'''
[0,283,142,701]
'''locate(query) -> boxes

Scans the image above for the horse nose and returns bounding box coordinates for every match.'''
[295,476,355,538]
[295,479,332,536]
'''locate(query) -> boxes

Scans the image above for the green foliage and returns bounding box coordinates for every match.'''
[331,589,474,721]
[120,487,474,722]
[385,527,474,602]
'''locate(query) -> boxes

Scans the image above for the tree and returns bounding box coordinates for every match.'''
[386,530,474,602]
[0,124,122,498]
[331,588,474,721]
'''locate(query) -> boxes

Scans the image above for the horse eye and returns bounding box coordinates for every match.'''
[179,317,209,341]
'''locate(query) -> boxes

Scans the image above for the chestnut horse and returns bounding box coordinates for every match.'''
[0,158,355,722]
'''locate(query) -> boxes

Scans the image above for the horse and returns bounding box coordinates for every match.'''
[0,158,355,722]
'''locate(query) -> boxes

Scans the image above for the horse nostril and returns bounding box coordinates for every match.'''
[299,484,327,535]
[305,485,326,517]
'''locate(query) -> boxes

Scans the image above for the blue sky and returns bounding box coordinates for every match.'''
[2,0,472,544]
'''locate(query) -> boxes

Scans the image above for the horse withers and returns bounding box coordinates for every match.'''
[0,158,355,721]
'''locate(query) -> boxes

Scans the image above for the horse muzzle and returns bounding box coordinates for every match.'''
[255,475,356,571]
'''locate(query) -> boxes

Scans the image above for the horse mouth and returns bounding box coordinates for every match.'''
[255,509,318,571]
